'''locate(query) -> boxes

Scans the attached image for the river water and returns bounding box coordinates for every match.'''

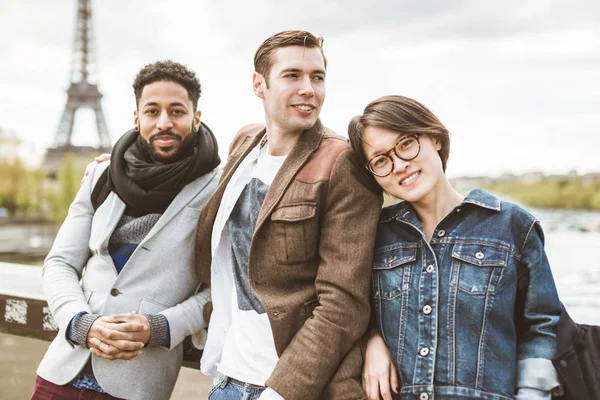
[545,230,600,324]
[535,211,600,328]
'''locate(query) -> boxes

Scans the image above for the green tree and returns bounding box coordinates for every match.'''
[484,176,600,211]
[46,155,80,222]
[589,184,600,209]
[16,167,45,217]
[0,158,27,217]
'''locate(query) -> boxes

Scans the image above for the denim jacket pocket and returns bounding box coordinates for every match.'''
[372,246,417,300]
[451,243,508,294]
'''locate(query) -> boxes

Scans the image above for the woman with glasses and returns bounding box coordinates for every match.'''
[348,95,561,400]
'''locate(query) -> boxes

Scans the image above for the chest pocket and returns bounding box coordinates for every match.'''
[372,246,417,300]
[451,243,508,294]
[270,202,319,265]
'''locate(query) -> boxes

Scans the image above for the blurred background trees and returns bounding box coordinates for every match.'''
[483,177,600,211]
[0,127,80,222]
[1,124,599,224]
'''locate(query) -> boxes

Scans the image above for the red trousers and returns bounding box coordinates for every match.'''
[31,375,124,400]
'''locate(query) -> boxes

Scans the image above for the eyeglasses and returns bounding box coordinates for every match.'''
[366,134,421,177]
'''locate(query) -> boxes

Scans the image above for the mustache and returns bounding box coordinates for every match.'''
[149,130,182,142]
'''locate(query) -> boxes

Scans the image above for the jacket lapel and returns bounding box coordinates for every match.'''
[196,121,323,284]
[195,127,265,284]
[255,120,323,232]
[223,131,265,187]
[97,193,126,272]
[141,170,217,244]
[206,127,266,222]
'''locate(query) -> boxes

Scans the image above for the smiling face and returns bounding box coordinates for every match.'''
[362,126,444,204]
[134,80,201,164]
[253,45,326,137]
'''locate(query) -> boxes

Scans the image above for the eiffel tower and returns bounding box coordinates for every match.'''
[44,0,111,177]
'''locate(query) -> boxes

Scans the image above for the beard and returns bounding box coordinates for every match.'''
[142,129,195,164]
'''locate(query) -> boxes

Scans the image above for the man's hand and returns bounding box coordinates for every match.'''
[87,312,150,360]
[99,312,152,344]
[81,153,111,185]
[362,332,399,400]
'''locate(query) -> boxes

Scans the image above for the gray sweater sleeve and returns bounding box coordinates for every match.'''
[69,313,101,346]
[145,314,170,347]
[68,312,169,347]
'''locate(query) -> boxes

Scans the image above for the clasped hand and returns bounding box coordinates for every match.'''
[87,312,150,361]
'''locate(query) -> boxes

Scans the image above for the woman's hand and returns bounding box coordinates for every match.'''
[362,332,399,400]
[80,153,111,185]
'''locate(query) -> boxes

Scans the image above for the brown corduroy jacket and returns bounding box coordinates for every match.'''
[195,120,382,400]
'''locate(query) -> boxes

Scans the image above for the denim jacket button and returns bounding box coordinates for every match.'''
[423,305,432,315]
[420,393,429,400]
[475,251,485,260]
[437,230,446,237]
[426,264,434,273]
[419,347,430,356]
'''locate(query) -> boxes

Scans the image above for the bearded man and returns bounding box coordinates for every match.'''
[32,60,220,400]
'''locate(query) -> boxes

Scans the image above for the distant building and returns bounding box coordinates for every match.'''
[582,173,600,185]
[451,170,600,190]
[498,173,518,182]
[518,172,544,184]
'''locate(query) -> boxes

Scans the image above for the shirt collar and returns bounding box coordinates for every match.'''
[379,189,501,224]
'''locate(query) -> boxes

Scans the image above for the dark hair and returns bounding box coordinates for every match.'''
[348,95,451,173]
[133,60,201,111]
[254,30,326,84]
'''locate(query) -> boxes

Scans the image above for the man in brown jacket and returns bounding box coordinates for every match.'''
[196,30,382,400]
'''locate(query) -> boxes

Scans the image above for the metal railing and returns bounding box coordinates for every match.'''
[0,262,58,340]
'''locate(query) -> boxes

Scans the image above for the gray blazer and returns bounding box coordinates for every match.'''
[37,161,219,400]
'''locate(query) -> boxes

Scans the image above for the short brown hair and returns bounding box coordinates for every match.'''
[254,30,326,84]
[348,95,451,173]
[133,60,201,111]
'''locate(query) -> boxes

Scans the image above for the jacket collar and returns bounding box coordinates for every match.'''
[379,189,501,224]
[255,119,325,231]
[461,189,502,211]
[195,120,325,284]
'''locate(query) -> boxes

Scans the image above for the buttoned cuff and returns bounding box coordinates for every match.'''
[145,314,170,347]
[258,387,285,400]
[517,358,560,391]
[69,312,101,346]
[515,388,551,400]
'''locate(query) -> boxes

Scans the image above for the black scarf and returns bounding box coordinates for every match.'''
[106,122,220,216]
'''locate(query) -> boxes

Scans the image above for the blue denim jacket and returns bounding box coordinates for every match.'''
[372,190,561,400]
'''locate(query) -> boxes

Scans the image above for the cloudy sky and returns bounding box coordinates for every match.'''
[1,0,598,177]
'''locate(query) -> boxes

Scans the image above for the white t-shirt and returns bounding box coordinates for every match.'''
[201,142,286,386]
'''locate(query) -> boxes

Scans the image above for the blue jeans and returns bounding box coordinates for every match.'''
[208,377,265,400]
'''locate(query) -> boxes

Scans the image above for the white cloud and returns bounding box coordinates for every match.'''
[0,0,598,176]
